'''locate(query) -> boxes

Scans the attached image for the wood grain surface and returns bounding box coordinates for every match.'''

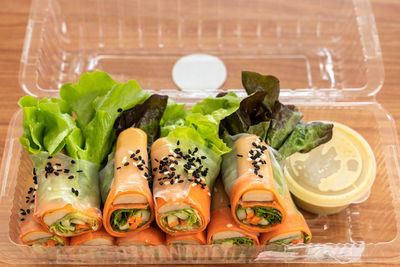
[0,0,399,266]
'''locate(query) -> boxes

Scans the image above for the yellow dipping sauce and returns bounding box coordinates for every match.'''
[284,121,376,215]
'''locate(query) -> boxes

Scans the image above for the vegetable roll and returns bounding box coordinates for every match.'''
[116,226,165,246]
[221,134,287,232]
[70,227,115,246]
[103,128,154,237]
[31,152,102,237]
[207,179,259,245]
[151,137,217,235]
[166,231,206,245]
[153,93,240,235]
[20,216,69,246]
[260,150,311,245]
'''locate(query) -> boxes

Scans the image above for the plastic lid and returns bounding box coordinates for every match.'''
[284,121,376,208]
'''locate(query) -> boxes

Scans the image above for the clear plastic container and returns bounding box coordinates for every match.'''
[1,0,399,264]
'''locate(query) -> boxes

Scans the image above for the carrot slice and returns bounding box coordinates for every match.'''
[75,223,89,230]
[46,239,56,246]
[246,209,254,220]
[248,215,262,225]
[168,219,179,228]
[129,216,143,230]
[180,219,188,226]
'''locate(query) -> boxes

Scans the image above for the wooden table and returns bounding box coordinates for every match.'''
[0,0,399,266]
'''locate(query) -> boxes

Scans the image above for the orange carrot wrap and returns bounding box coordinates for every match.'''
[116,226,165,246]
[102,128,154,237]
[20,216,69,246]
[221,134,287,233]
[151,137,220,235]
[30,152,102,237]
[166,231,206,245]
[70,227,115,246]
[207,179,259,245]
[260,148,311,245]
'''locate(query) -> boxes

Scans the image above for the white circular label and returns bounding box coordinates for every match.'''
[172,54,227,91]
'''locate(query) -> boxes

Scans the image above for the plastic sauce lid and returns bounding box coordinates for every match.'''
[284,122,376,208]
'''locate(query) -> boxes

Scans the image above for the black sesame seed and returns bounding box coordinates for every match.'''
[77,170,83,173]
[153,168,158,171]
[188,178,193,182]
[159,182,163,185]
[54,172,59,176]
[133,157,138,161]
[33,168,36,175]
[188,149,192,154]
[55,163,62,166]
[30,199,35,203]
[25,199,29,203]
[26,209,30,214]
[258,174,263,178]
[177,140,180,145]
[75,191,79,197]
[124,162,129,166]
[170,179,174,185]
[136,149,140,154]
[21,212,26,216]
[170,167,176,171]
[130,153,135,158]
[21,218,24,221]
[116,167,121,170]
[237,154,243,157]
[48,156,53,159]
[178,180,184,183]
[155,159,159,162]
[117,108,123,112]
[20,209,24,212]
[201,156,207,159]
[228,204,231,208]
[68,175,74,179]
[71,160,76,164]
[138,166,144,171]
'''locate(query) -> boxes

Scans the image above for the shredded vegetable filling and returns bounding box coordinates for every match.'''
[161,208,202,232]
[212,237,254,245]
[110,208,151,231]
[236,205,282,227]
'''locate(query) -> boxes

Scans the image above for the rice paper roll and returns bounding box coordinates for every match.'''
[151,135,220,235]
[221,134,287,232]
[70,227,115,246]
[152,93,240,235]
[116,226,165,246]
[31,152,102,237]
[166,231,206,245]
[20,216,69,246]
[102,128,154,237]
[260,149,311,245]
[207,178,259,245]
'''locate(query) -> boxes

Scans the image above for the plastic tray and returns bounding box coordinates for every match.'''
[1,0,399,264]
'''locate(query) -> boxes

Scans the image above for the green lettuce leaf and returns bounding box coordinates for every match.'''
[267,101,303,149]
[60,71,118,130]
[18,96,77,155]
[160,99,188,137]
[277,121,334,160]
[220,91,270,138]
[241,71,280,111]
[65,79,150,164]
